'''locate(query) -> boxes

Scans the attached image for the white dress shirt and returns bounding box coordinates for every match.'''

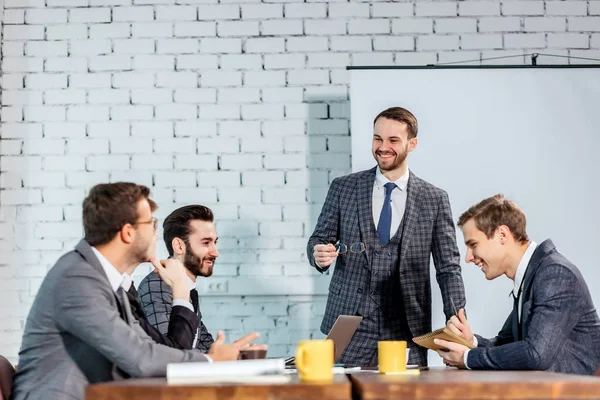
[513,241,537,320]
[91,247,124,292]
[464,241,538,369]
[372,168,409,238]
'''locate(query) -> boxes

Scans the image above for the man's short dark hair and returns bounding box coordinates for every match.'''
[373,107,419,139]
[83,182,157,246]
[163,205,214,257]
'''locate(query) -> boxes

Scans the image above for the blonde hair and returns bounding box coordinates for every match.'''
[457,194,529,244]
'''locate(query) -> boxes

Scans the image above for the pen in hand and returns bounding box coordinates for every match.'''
[450,297,458,317]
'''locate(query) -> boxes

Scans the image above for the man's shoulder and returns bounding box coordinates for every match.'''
[331,168,376,186]
[531,245,585,291]
[409,172,447,197]
[138,270,170,296]
[48,249,100,283]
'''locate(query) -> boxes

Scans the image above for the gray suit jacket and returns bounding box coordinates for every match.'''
[469,239,600,375]
[11,240,208,400]
[308,168,466,345]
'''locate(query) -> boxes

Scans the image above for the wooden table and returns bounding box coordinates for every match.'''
[86,374,351,400]
[349,367,600,400]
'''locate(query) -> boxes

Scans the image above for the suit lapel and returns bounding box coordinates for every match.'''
[357,168,377,264]
[399,171,422,269]
[515,240,555,340]
[520,240,555,299]
[75,239,130,323]
[75,239,110,284]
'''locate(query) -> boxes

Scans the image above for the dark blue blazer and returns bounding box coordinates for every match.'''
[469,239,600,375]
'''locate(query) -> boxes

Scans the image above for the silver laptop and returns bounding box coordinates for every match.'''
[285,315,363,365]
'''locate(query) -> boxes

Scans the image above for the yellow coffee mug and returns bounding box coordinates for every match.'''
[378,340,407,374]
[295,339,334,382]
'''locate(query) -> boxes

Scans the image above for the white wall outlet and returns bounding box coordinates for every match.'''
[203,278,229,294]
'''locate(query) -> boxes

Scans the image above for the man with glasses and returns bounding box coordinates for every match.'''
[12,183,260,400]
[308,107,466,367]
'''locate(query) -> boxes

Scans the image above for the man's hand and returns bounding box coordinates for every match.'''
[434,339,468,369]
[150,258,190,302]
[313,244,338,268]
[446,308,474,345]
[208,331,261,362]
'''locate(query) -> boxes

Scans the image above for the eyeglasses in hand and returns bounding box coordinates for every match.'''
[335,242,365,254]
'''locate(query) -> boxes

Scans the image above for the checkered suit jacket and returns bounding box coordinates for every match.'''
[308,168,466,340]
[138,272,214,352]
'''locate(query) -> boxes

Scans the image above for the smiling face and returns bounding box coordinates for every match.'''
[182,220,219,278]
[372,117,417,174]
[461,219,509,280]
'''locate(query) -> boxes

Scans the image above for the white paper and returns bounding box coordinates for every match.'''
[167,359,286,384]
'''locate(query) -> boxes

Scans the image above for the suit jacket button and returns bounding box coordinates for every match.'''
[387,252,391,256]
[357,288,362,294]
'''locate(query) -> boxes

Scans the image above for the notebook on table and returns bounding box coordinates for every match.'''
[284,315,363,366]
[412,327,476,351]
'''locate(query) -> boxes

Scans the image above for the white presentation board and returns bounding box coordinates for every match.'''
[350,66,600,366]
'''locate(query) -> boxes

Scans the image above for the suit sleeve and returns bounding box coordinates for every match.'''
[138,276,174,336]
[54,264,208,378]
[467,265,584,370]
[431,190,467,321]
[162,306,199,349]
[128,286,198,349]
[307,178,341,273]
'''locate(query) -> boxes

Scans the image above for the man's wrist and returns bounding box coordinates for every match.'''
[172,283,190,302]
[463,349,471,369]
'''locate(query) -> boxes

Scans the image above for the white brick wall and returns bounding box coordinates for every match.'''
[1,0,599,364]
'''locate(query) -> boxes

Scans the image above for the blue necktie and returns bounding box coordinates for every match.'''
[377,182,396,245]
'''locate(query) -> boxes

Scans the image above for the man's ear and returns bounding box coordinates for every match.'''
[408,137,418,153]
[497,225,511,245]
[119,224,135,245]
[172,237,186,255]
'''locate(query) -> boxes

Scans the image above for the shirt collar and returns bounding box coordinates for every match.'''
[91,246,125,292]
[513,241,537,297]
[187,275,197,291]
[121,272,133,291]
[375,167,409,191]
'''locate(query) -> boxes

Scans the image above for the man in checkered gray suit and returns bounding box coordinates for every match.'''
[308,107,466,367]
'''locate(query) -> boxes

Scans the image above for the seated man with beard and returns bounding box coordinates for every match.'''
[138,205,220,351]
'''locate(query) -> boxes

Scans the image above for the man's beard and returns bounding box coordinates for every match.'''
[184,249,215,278]
[130,234,152,265]
[374,143,409,171]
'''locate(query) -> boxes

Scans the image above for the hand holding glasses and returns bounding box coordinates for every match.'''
[313,242,366,268]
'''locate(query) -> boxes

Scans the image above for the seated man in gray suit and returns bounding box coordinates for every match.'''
[435,194,600,375]
[11,183,260,400]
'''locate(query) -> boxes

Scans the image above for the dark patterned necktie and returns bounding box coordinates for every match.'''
[511,289,522,341]
[190,289,199,314]
[377,182,396,245]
